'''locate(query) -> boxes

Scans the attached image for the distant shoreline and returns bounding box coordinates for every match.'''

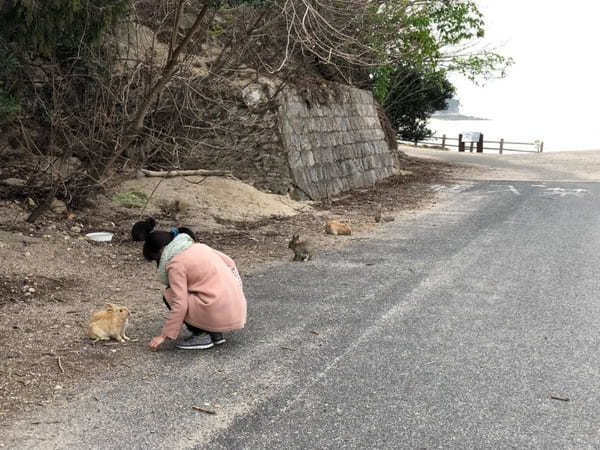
[432,113,490,121]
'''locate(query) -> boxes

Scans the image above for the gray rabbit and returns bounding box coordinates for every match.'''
[288,234,312,262]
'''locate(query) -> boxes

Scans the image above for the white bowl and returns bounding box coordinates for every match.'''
[86,232,114,242]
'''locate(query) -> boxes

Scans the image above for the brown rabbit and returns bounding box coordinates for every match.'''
[288,234,312,262]
[325,220,352,236]
[88,303,130,343]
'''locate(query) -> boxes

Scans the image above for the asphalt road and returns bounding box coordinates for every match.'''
[4,150,600,449]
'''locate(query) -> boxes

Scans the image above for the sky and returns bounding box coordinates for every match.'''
[443,0,600,150]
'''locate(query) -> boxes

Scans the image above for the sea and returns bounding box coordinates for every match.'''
[427,114,600,153]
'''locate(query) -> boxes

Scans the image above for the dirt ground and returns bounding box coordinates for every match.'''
[0,154,463,421]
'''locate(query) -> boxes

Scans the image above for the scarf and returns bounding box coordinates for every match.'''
[157,233,194,285]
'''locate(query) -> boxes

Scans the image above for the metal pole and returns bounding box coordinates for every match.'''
[458,134,464,152]
[477,134,484,153]
[469,142,474,153]
[540,141,544,153]
[499,138,504,155]
[442,134,446,150]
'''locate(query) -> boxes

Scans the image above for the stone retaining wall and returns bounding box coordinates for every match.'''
[184,82,399,200]
[278,85,398,200]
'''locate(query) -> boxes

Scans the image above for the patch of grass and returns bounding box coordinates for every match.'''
[112,191,148,208]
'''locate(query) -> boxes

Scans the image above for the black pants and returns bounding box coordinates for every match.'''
[163,296,205,335]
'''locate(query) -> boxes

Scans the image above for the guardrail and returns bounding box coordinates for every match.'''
[398,134,543,154]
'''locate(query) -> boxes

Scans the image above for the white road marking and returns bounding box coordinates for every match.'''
[542,187,588,198]
[430,184,474,193]
[431,183,588,198]
[483,184,521,195]
[508,185,521,195]
[431,183,521,196]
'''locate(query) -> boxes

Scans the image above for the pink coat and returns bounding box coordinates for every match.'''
[161,244,247,339]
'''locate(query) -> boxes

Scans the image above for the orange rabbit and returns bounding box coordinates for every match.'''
[88,303,130,343]
[325,220,352,236]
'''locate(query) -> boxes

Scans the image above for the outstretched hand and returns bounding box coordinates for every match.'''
[150,335,166,351]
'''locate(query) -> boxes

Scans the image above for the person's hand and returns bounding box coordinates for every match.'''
[150,335,166,351]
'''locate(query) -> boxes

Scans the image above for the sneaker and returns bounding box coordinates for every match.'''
[209,332,226,345]
[176,332,214,350]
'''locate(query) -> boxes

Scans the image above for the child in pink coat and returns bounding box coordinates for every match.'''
[143,227,246,351]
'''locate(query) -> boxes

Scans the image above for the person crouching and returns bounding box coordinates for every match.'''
[143,227,247,351]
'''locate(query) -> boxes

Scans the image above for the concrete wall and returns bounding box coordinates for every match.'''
[278,85,398,200]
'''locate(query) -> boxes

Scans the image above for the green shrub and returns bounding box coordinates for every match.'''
[0,0,129,59]
[112,191,149,208]
[380,65,454,142]
[0,45,21,123]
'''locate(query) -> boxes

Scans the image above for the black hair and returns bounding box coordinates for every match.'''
[142,227,197,264]
[131,217,156,241]
[176,227,197,241]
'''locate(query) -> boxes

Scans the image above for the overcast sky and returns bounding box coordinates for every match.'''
[452,0,599,119]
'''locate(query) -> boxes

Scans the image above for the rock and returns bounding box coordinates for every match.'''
[242,84,269,111]
[70,226,82,233]
[50,199,67,215]
[2,178,26,187]
[111,23,169,73]
[179,12,200,31]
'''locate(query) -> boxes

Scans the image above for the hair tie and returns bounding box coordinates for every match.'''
[170,227,179,237]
